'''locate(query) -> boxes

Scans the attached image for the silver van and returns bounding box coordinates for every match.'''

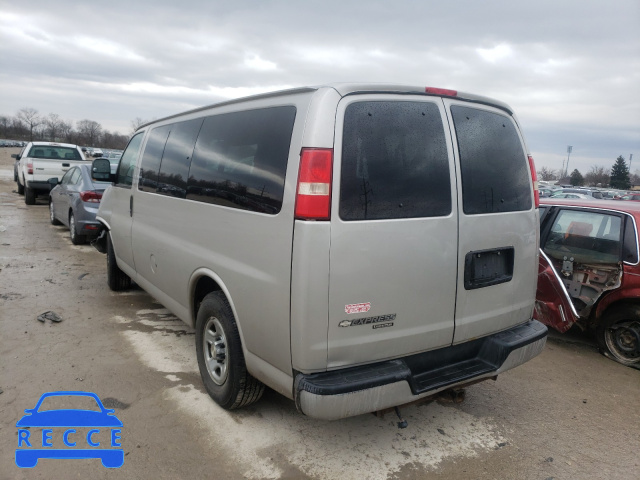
[91,84,547,420]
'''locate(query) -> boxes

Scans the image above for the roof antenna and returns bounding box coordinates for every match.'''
[394,406,408,429]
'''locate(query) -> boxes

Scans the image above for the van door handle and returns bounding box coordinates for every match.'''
[130,196,133,217]
[62,163,70,167]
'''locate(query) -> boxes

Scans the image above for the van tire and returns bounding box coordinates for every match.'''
[107,233,131,291]
[596,305,640,366]
[196,291,264,410]
[24,186,35,205]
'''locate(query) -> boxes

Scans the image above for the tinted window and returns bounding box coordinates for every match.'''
[339,101,451,221]
[28,146,82,160]
[157,119,203,198]
[452,106,531,215]
[186,106,296,214]
[623,216,639,263]
[116,132,145,187]
[139,125,171,192]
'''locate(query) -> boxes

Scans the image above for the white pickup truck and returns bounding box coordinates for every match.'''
[14,142,88,204]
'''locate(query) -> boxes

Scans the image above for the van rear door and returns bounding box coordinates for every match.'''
[444,100,538,343]
[327,95,458,368]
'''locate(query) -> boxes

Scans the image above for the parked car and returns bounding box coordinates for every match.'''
[535,198,640,366]
[557,188,604,199]
[550,192,591,199]
[48,164,110,244]
[620,193,640,202]
[90,83,546,419]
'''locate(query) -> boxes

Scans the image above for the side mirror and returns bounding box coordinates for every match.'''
[92,158,114,182]
[11,154,18,159]
[48,177,60,186]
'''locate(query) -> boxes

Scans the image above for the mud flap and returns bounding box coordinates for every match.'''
[90,228,107,254]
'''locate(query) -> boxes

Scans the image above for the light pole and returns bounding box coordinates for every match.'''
[565,145,573,178]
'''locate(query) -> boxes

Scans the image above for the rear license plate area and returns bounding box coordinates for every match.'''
[464,247,514,290]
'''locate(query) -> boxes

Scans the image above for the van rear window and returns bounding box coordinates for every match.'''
[451,106,531,215]
[339,101,451,221]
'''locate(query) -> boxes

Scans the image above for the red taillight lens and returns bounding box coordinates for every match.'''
[528,155,539,208]
[425,87,458,97]
[80,191,102,203]
[295,148,333,220]
[27,160,33,175]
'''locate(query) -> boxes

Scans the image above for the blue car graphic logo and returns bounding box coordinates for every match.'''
[15,391,123,468]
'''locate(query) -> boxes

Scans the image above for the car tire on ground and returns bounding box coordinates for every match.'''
[17,180,24,195]
[596,305,640,366]
[69,213,86,245]
[49,200,62,225]
[195,291,264,410]
[24,185,35,204]
[106,232,131,291]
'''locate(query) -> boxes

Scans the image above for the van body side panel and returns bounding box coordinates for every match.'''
[290,221,331,372]
[327,95,459,367]
[129,93,314,376]
[443,99,538,343]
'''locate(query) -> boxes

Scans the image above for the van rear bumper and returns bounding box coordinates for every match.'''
[294,319,547,420]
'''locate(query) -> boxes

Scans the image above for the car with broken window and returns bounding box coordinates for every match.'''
[535,198,640,366]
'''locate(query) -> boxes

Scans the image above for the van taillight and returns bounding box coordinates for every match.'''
[295,148,333,220]
[528,155,539,208]
[80,191,102,203]
[27,159,33,174]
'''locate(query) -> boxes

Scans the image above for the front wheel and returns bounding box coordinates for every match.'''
[596,305,640,366]
[195,292,264,410]
[106,232,131,291]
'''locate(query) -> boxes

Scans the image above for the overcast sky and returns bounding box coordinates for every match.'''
[1,0,639,174]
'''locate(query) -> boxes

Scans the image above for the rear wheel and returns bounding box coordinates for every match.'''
[106,233,131,291]
[196,291,264,409]
[69,213,86,245]
[49,200,62,225]
[17,178,24,195]
[24,185,35,205]
[597,305,640,366]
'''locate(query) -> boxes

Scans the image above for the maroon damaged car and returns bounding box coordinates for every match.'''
[535,198,640,366]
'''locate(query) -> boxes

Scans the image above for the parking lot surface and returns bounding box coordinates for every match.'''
[1,148,639,479]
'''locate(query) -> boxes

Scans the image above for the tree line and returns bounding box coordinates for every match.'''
[0,107,146,150]
[538,155,638,190]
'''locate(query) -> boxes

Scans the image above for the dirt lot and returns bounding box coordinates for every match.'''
[1,147,639,480]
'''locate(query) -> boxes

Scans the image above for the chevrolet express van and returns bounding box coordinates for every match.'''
[91,84,547,419]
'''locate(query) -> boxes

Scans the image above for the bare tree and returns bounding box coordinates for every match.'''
[584,165,610,187]
[16,108,42,141]
[130,117,148,135]
[537,166,557,181]
[76,119,103,146]
[44,113,64,141]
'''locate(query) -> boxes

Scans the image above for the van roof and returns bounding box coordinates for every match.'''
[138,83,514,130]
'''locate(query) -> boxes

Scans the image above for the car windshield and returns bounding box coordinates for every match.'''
[37,394,102,412]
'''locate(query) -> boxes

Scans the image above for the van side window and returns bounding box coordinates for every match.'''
[115,132,145,187]
[157,118,203,198]
[139,125,171,192]
[339,101,451,221]
[186,106,296,214]
[451,106,531,215]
